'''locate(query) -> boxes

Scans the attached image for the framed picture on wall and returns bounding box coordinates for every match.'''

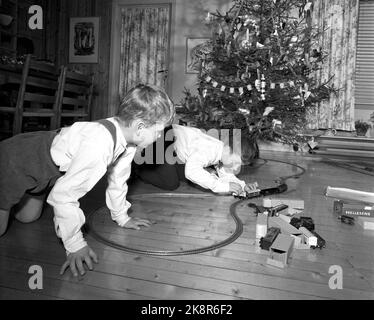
[185,37,210,74]
[69,17,100,63]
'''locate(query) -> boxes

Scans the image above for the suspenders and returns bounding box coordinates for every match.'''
[95,119,117,154]
[95,119,128,169]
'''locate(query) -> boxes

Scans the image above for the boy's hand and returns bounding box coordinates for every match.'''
[124,217,152,230]
[244,182,259,194]
[229,182,243,196]
[60,246,98,277]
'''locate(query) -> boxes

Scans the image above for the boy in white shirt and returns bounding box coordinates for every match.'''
[0,84,175,277]
[135,124,257,195]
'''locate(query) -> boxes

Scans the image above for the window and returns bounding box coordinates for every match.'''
[355,0,374,110]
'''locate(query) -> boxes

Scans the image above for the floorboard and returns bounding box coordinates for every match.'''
[1,151,374,299]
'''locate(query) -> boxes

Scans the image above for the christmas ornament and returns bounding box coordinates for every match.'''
[241,29,252,49]
[255,79,261,91]
[255,69,261,91]
[238,108,250,115]
[263,107,274,116]
[260,74,266,100]
[241,40,251,49]
[272,119,282,128]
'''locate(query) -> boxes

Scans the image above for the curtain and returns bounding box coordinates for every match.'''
[308,0,359,131]
[119,6,170,100]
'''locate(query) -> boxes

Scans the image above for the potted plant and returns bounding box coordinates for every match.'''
[355,120,371,136]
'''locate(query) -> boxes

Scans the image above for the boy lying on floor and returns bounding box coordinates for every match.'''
[133,124,258,196]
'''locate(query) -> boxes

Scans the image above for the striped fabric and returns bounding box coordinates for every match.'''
[308,0,359,131]
[119,5,170,99]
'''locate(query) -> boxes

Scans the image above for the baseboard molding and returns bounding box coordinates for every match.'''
[258,140,309,153]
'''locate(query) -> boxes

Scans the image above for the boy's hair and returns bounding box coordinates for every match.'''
[116,84,175,127]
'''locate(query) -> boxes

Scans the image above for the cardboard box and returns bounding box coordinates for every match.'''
[266,234,295,268]
[269,216,302,236]
[278,213,292,223]
[290,234,310,250]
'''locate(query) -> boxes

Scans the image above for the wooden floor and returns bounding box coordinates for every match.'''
[1,151,374,300]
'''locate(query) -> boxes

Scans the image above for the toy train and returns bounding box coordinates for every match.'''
[234,183,288,200]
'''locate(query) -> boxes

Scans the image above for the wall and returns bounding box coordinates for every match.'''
[170,0,231,104]
[48,0,112,120]
[51,0,234,119]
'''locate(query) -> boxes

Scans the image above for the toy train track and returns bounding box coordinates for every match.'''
[87,183,288,257]
[87,158,304,256]
[88,193,243,256]
[234,183,288,199]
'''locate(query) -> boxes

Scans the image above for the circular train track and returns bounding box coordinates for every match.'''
[87,158,306,256]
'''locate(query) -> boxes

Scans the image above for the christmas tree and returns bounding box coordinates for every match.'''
[178,0,336,154]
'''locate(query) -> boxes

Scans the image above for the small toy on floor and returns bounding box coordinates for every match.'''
[338,215,355,225]
[333,200,374,218]
[260,227,281,251]
[232,181,260,198]
[263,197,304,215]
[248,202,288,217]
[299,227,318,247]
[290,216,315,231]
[234,182,288,200]
[309,230,326,249]
[256,213,268,239]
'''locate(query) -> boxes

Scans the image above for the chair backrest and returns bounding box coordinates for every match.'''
[14,54,59,133]
[55,66,95,128]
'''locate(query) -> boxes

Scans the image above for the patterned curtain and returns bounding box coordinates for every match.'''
[119,6,170,99]
[308,0,359,131]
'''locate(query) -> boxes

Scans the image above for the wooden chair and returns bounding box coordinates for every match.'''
[0,54,60,135]
[0,56,94,139]
[54,66,94,128]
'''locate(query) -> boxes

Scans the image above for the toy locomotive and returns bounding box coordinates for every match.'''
[234,183,288,200]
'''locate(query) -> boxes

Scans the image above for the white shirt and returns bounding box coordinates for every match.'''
[47,118,136,254]
[172,124,245,193]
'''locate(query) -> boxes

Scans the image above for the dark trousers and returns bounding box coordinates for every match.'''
[135,162,187,191]
[0,131,62,211]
